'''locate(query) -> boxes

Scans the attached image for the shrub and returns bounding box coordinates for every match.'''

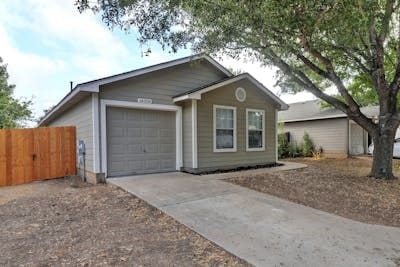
[278,133,289,159]
[302,132,314,157]
[288,142,300,157]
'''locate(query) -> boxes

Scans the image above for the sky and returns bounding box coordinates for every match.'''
[0,0,315,121]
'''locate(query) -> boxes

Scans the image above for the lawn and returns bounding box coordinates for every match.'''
[227,157,400,227]
[0,179,248,266]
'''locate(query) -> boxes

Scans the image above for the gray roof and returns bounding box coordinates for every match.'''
[278,100,379,123]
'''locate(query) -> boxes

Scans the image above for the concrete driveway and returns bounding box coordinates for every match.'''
[108,171,400,267]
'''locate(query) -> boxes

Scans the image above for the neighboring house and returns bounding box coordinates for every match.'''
[39,55,288,183]
[278,100,380,158]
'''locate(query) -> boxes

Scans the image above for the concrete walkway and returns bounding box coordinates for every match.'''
[108,167,400,267]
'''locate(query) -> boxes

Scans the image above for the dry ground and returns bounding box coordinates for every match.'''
[227,157,400,227]
[0,178,249,266]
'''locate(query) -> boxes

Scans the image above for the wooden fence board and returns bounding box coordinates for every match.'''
[0,126,76,186]
[0,130,6,186]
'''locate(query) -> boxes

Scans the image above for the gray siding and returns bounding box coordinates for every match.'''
[99,61,226,105]
[197,79,278,169]
[282,118,348,155]
[182,101,193,168]
[47,96,94,172]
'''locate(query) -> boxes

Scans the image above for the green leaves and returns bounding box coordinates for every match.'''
[75,0,400,110]
[0,57,32,129]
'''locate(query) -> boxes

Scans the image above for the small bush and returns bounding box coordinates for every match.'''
[302,132,314,157]
[278,133,289,159]
[288,142,300,157]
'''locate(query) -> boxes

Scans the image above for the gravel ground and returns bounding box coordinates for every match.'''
[227,157,400,227]
[0,178,249,266]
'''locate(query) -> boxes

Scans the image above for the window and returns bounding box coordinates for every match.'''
[246,109,265,151]
[214,105,237,152]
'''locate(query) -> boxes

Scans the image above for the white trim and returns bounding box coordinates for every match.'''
[279,114,348,123]
[246,108,265,152]
[348,119,351,155]
[100,99,182,178]
[92,93,100,173]
[173,73,289,111]
[275,110,278,161]
[213,105,237,153]
[235,87,247,102]
[191,100,198,168]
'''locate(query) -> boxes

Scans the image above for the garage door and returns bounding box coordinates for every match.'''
[107,107,176,177]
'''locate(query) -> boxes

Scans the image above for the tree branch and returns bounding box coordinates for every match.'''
[267,50,377,134]
[331,45,372,74]
[299,32,361,112]
[379,0,394,42]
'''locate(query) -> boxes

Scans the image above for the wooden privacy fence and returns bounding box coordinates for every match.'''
[0,126,76,186]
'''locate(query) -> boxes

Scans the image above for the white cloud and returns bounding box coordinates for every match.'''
[0,26,66,115]
[0,0,317,127]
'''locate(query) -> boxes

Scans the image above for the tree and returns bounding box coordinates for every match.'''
[37,105,55,124]
[76,0,400,179]
[0,57,32,128]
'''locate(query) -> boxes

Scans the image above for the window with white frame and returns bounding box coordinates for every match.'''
[214,105,237,152]
[246,109,265,151]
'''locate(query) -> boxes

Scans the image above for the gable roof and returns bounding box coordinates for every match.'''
[173,73,289,111]
[278,99,379,123]
[39,54,232,126]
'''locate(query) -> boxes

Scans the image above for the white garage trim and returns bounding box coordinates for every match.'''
[92,93,101,173]
[100,99,183,177]
[191,99,198,168]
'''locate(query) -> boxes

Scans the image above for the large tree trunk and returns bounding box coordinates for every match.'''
[370,126,397,179]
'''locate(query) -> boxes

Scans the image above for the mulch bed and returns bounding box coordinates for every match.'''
[226,157,400,227]
[0,178,249,266]
[188,163,283,175]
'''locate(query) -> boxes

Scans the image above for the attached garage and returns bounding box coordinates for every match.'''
[106,107,177,177]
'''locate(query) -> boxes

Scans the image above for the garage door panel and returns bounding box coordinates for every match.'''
[145,160,161,170]
[144,128,159,137]
[126,111,142,120]
[109,109,124,120]
[109,127,124,137]
[143,144,158,153]
[127,144,142,153]
[127,128,142,137]
[160,144,174,153]
[127,160,144,170]
[160,129,174,137]
[161,159,174,168]
[109,161,124,171]
[107,107,176,177]
[143,112,158,121]
[108,143,126,154]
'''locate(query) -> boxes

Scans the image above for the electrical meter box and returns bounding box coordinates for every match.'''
[78,140,86,155]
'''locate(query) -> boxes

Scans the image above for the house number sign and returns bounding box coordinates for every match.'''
[138,98,153,104]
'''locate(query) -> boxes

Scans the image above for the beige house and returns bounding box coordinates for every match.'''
[278,100,380,158]
[39,55,288,182]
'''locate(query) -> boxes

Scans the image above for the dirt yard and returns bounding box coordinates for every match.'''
[227,157,400,227]
[0,178,249,266]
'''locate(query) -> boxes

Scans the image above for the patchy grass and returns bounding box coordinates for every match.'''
[227,157,400,227]
[0,178,249,266]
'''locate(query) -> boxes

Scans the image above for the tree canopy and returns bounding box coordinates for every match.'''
[0,57,32,128]
[76,0,400,178]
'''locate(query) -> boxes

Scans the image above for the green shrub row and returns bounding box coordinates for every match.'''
[278,131,316,159]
